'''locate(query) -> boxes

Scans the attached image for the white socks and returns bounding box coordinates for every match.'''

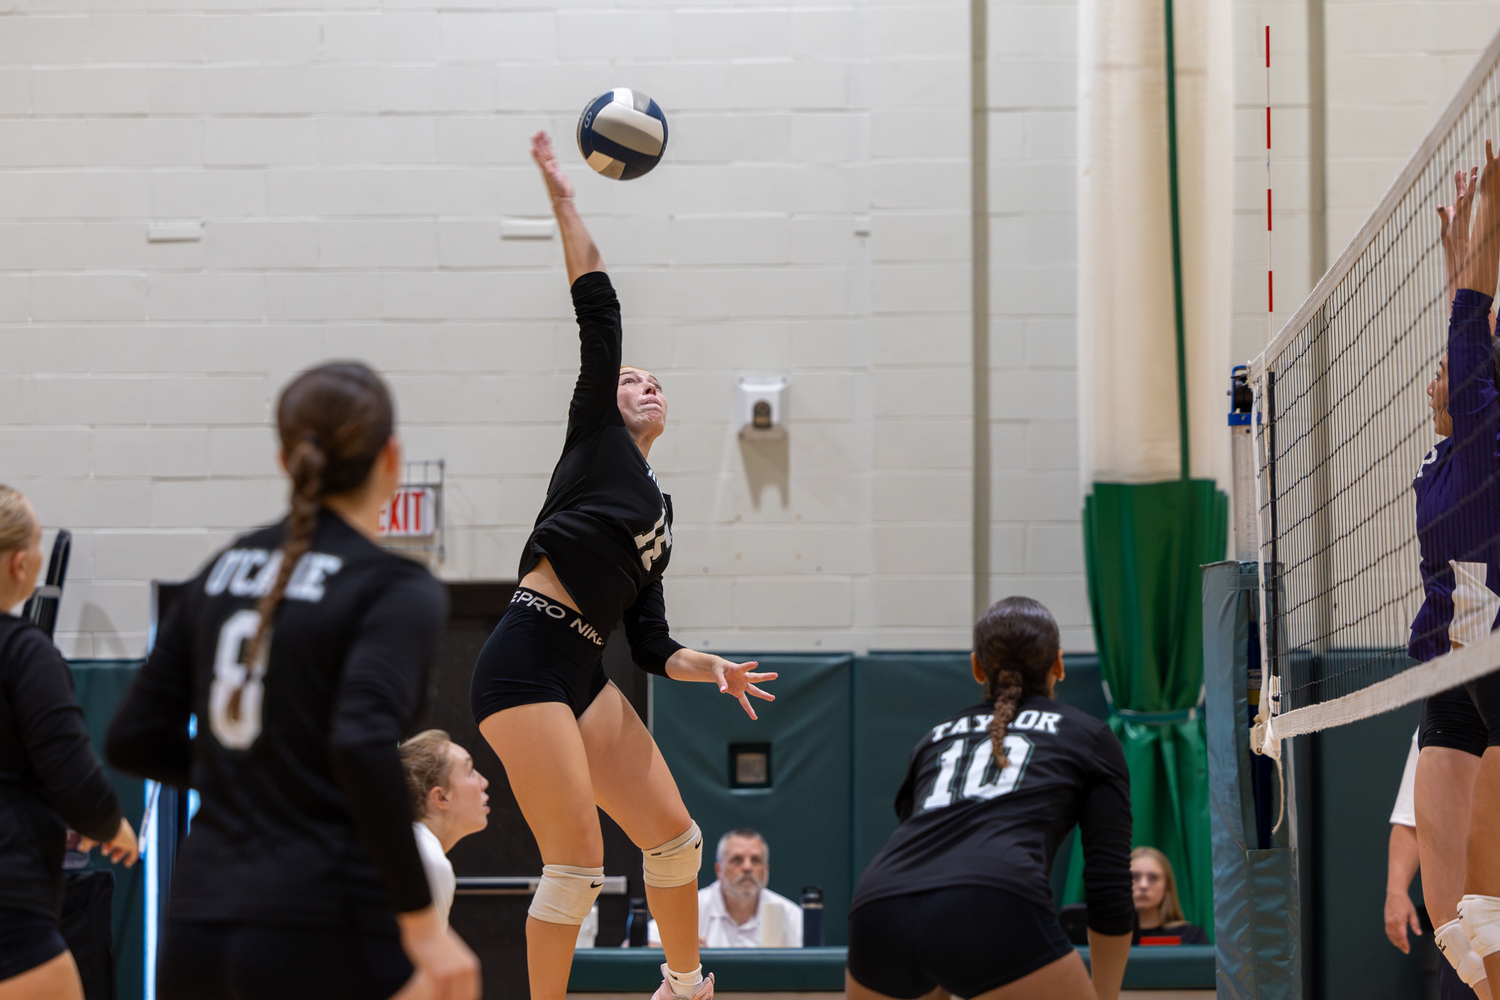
[662,963,703,1000]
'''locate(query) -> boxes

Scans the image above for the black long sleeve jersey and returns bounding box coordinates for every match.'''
[106,510,447,930]
[0,614,123,917]
[520,271,683,674]
[851,696,1135,936]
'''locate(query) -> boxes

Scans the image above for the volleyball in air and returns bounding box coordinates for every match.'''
[576,89,669,180]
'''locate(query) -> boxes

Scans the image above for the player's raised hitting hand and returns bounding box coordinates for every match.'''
[531,130,575,203]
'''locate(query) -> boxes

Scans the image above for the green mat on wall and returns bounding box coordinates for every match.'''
[652,653,855,943]
[70,659,147,1000]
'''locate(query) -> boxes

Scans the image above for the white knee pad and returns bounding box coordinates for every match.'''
[1437,918,1489,986]
[528,865,605,925]
[642,821,702,888]
[1460,894,1500,962]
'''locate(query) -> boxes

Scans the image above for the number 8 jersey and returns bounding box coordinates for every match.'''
[106,510,449,931]
[850,695,1134,935]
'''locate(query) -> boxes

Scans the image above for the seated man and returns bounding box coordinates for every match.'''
[649,828,802,947]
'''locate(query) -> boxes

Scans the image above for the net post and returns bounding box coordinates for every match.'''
[1204,560,1303,1000]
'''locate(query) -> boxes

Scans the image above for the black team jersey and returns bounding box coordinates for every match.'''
[521,271,682,674]
[106,510,447,931]
[0,614,123,917]
[851,695,1134,935]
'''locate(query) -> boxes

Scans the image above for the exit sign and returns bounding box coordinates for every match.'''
[380,487,436,538]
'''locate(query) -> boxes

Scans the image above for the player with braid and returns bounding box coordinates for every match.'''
[107,362,479,1000]
[847,597,1134,1000]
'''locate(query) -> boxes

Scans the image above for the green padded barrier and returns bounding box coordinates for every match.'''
[651,654,854,944]
[568,945,1216,991]
[70,659,148,1000]
[1081,944,1217,989]
[570,948,848,991]
[850,653,1109,901]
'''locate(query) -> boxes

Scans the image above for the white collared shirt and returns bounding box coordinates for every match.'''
[647,882,803,948]
[414,821,455,928]
[1390,729,1419,828]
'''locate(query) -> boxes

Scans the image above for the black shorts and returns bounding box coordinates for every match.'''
[1422,674,1500,757]
[155,919,413,1000]
[471,588,609,723]
[0,907,67,983]
[847,885,1075,998]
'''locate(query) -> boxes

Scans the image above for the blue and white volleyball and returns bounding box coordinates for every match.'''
[576,89,669,181]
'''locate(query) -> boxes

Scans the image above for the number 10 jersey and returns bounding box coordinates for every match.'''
[850,695,1135,936]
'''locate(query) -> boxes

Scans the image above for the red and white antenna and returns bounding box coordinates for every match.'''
[1265,25,1273,338]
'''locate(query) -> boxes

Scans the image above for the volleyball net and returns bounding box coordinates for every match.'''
[1248,27,1500,758]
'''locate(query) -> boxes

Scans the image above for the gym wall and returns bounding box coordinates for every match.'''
[5,0,1500,668]
[0,0,1000,660]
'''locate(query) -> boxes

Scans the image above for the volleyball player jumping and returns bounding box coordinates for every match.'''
[1412,140,1500,991]
[469,131,776,1000]
[847,597,1133,1000]
[1409,161,1497,999]
[107,363,479,1000]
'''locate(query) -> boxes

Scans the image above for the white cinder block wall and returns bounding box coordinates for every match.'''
[0,0,977,658]
[985,0,1091,651]
[3,0,1494,659]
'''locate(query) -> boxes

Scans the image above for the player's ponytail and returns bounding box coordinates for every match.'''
[236,363,395,701]
[973,596,1061,769]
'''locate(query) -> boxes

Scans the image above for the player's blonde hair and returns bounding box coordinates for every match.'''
[1131,846,1188,926]
[400,729,455,819]
[973,596,1060,769]
[0,485,38,554]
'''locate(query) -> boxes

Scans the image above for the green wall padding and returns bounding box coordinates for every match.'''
[850,652,981,883]
[652,653,855,944]
[70,659,147,1000]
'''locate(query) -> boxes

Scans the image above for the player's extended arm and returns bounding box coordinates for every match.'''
[1078,726,1136,1000]
[11,629,125,847]
[1385,823,1422,952]
[532,131,603,285]
[1086,930,1132,1000]
[1463,140,1500,298]
[664,648,778,720]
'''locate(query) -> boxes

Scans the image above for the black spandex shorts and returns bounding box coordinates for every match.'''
[1422,672,1500,757]
[0,908,67,983]
[155,919,413,1000]
[847,885,1075,998]
[470,588,609,722]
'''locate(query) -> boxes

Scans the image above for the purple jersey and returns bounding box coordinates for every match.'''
[1410,289,1500,661]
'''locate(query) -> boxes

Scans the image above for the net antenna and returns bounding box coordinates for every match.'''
[1249,24,1500,759]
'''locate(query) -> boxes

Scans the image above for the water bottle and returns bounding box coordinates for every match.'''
[800,886,824,947]
[627,896,650,948]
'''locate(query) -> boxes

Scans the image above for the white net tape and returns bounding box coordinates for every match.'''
[1249,26,1500,758]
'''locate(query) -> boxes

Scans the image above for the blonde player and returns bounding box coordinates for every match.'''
[400,730,491,928]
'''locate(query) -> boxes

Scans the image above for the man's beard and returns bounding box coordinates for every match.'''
[721,873,766,903]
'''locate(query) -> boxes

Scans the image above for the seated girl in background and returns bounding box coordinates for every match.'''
[400,731,491,928]
[1130,847,1207,945]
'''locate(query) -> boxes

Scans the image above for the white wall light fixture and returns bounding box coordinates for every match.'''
[736,376,788,440]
